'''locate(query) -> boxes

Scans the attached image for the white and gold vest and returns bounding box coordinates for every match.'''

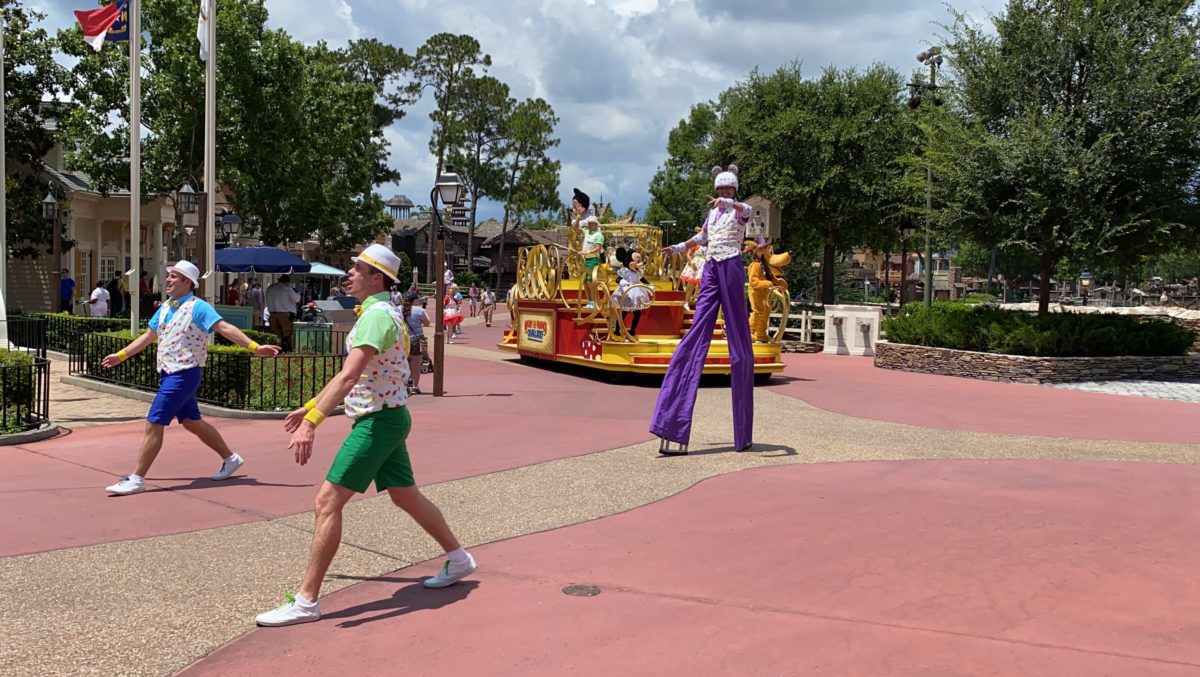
[156,298,210,374]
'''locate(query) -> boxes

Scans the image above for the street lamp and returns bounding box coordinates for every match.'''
[899,220,917,305]
[42,188,63,311]
[431,166,465,397]
[1079,270,1092,306]
[909,45,944,307]
[171,181,198,262]
[218,212,242,243]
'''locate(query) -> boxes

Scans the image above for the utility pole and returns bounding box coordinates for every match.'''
[910,46,944,307]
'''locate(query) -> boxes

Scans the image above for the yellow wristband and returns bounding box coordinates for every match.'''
[305,398,318,411]
[304,408,327,427]
[247,341,259,353]
[117,349,129,362]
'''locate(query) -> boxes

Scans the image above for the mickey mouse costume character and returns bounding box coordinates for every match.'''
[650,165,755,455]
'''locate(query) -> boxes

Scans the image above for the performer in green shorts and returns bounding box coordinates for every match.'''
[256,243,476,627]
[571,188,604,308]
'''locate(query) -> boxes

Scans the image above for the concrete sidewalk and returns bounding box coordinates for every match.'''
[2,336,1198,676]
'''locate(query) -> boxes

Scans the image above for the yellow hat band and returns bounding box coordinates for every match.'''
[356,252,397,279]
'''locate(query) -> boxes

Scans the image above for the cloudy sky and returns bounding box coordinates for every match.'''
[33,0,1007,220]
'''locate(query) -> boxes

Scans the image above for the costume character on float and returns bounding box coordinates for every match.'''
[650,165,755,455]
[611,247,654,337]
[746,238,792,343]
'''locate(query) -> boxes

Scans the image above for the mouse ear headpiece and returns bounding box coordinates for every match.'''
[713,164,739,190]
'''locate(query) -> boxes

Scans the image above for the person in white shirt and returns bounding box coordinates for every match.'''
[265,274,303,351]
[87,280,111,317]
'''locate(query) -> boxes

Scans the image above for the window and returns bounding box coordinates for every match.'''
[100,256,117,283]
[79,252,92,288]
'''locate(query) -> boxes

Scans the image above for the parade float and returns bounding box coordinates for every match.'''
[499,223,788,382]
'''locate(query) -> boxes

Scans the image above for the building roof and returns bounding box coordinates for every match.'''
[386,195,414,208]
[391,215,432,237]
[480,225,567,248]
[42,165,128,196]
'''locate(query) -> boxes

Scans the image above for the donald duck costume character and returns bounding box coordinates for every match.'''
[650,165,755,455]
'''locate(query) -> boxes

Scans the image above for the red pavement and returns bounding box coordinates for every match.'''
[768,352,1200,444]
[9,319,1200,556]
[1,349,658,557]
[185,459,1200,676]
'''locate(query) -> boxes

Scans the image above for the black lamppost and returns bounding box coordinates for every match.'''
[899,220,917,305]
[42,187,62,309]
[217,212,241,247]
[909,46,944,307]
[173,181,198,261]
[431,167,465,397]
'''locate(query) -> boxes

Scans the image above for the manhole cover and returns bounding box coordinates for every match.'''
[561,584,602,597]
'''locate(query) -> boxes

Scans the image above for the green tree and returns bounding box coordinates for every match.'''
[406,32,491,280]
[446,74,512,271]
[645,103,719,242]
[494,97,560,288]
[716,63,912,303]
[933,0,1200,313]
[3,1,67,257]
[57,0,398,254]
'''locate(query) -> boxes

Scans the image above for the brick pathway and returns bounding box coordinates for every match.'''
[1049,379,1200,404]
[47,356,146,429]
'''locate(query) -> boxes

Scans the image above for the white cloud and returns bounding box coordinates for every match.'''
[34,0,1010,222]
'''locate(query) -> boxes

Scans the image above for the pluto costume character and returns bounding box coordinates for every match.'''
[650,165,755,455]
[747,238,792,343]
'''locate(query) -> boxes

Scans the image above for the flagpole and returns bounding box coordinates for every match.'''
[203,0,215,303]
[1,12,9,346]
[128,0,141,332]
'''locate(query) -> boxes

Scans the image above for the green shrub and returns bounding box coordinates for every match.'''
[0,349,35,434]
[962,292,999,304]
[31,313,129,352]
[85,330,340,411]
[883,303,1194,357]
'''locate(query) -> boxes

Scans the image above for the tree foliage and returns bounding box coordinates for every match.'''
[446,74,511,269]
[493,97,561,288]
[3,1,67,256]
[407,32,491,180]
[56,0,397,253]
[932,0,1200,312]
[649,63,912,303]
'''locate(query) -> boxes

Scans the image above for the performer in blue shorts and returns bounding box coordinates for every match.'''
[100,260,281,495]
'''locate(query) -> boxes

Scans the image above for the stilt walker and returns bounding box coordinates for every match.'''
[650,165,755,455]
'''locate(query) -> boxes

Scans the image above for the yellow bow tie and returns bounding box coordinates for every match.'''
[354,304,363,317]
[169,300,181,308]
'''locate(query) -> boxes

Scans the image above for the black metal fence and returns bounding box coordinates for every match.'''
[0,357,51,433]
[73,333,344,411]
[29,313,131,354]
[6,316,48,359]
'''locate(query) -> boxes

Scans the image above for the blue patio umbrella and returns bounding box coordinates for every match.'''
[214,247,312,274]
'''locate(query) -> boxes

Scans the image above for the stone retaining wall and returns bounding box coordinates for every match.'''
[874,341,1200,384]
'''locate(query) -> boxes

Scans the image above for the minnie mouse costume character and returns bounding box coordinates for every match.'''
[650,165,754,455]
[611,247,653,336]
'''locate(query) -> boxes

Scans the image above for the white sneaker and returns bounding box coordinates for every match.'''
[211,453,244,480]
[423,553,477,588]
[105,476,145,495]
[256,596,321,627]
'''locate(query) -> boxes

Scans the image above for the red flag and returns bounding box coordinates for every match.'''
[73,2,121,52]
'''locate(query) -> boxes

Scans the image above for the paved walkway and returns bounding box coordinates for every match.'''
[46,355,147,429]
[2,315,1197,676]
[1050,378,1200,403]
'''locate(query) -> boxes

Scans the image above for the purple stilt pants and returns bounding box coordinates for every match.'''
[650,255,754,449]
